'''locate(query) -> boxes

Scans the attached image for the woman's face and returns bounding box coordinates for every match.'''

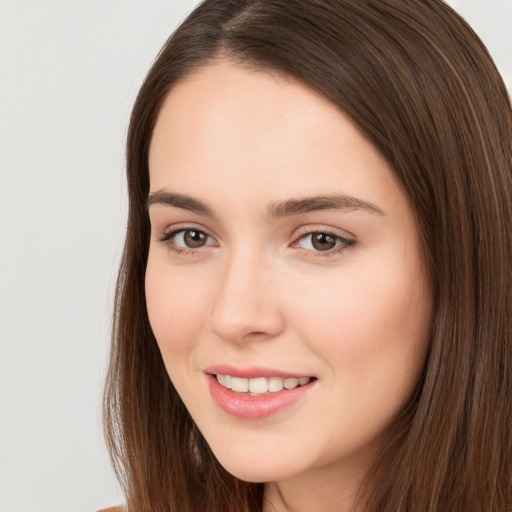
[146,62,433,489]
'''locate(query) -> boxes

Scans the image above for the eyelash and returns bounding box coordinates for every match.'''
[292,230,355,257]
[157,227,217,256]
[157,227,356,257]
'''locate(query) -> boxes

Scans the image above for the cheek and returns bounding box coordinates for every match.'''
[289,258,432,386]
[145,256,210,361]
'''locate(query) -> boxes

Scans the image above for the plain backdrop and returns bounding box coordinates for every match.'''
[0,1,510,511]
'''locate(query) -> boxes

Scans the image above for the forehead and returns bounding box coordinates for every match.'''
[148,61,403,216]
[149,61,347,164]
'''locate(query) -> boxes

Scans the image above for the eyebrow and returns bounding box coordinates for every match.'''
[267,194,385,217]
[146,190,214,216]
[146,190,385,217]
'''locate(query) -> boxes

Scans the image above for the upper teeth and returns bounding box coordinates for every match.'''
[216,374,311,395]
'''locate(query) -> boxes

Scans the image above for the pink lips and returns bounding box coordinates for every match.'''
[205,365,315,420]
[205,364,309,379]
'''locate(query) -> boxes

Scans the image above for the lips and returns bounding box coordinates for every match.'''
[205,366,316,419]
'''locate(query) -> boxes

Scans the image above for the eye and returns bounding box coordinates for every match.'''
[176,229,210,248]
[159,228,217,252]
[295,231,354,254]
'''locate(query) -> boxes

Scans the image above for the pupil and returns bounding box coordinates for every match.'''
[312,233,335,251]
[185,230,206,248]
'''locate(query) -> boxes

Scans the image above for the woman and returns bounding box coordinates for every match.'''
[103,0,512,510]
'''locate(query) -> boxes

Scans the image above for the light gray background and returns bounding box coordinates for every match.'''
[0,2,510,511]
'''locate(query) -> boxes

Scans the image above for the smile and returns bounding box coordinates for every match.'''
[216,374,312,395]
[207,372,316,419]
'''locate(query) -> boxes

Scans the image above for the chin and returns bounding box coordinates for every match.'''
[218,460,289,483]
[208,441,299,483]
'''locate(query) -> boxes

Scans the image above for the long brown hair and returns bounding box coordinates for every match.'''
[103,1,512,510]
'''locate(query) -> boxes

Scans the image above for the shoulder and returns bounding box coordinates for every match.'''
[96,507,122,512]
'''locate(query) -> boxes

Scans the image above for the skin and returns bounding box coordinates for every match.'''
[145,62,434,512]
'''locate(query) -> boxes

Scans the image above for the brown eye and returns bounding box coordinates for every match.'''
[296,231,354,254]
[311,232,337,251]
[160,228,216,252]
[183,229,208,248]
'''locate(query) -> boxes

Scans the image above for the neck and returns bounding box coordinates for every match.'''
[262,463,366,512]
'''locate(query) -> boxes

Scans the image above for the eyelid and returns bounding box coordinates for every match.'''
[155,221,216,240]
[292,224,356,243]
[159,228,216,244]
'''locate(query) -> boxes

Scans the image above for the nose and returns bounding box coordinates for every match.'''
[208,248,285,344]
